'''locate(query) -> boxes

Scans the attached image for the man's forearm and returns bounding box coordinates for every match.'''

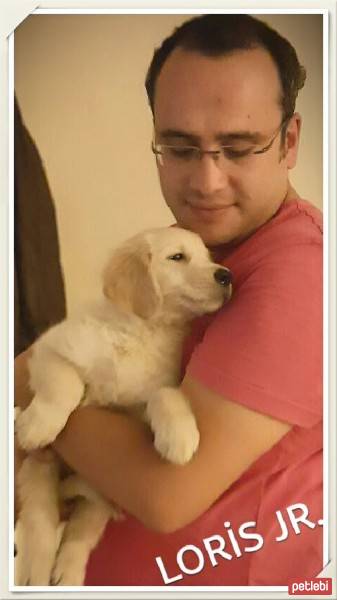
[14,350,211,532]
[53,405,197,532]
[17,357,285,534]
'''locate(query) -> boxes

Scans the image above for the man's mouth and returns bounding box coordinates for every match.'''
[187,199,235,209]
[187,203,235,217]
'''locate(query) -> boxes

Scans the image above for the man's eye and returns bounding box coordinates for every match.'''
[167,253,185,261]
[223,147,252,160]
[167,147,195,160]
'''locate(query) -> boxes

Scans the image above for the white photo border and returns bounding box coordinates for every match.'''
[1,3,336,599]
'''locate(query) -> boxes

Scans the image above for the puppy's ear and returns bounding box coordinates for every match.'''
[103,239,162,319]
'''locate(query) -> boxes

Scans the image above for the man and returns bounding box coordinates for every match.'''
[15,14,322,585]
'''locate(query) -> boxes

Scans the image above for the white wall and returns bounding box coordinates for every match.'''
[14,13,323,314]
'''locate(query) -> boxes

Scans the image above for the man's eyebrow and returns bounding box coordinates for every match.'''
[157,128,264,144]
[215,131,264,144]
[157,129,199,142]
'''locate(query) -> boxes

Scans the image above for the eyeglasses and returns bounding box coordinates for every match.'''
[152,117,290,169]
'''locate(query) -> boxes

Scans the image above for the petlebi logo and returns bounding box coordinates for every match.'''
[289,578,332,595]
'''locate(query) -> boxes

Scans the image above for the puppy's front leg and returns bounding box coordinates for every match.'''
[146,387,200,465]
[16,350,84,451]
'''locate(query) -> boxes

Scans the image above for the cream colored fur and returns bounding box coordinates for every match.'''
[15,226,231,586]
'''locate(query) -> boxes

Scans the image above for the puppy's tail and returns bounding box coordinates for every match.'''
[60,475,100,503]
[60,475,124,521]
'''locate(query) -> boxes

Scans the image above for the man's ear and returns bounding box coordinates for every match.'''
[283,112,302,169]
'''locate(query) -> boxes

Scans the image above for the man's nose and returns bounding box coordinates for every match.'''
[188,155,227,196]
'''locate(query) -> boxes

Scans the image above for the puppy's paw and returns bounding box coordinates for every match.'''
[14,520,29,586]
[147,390,200,465]
[14,518,59,586]
[15,398,68,451]
[154,413,200,465]
[51,545,87,586]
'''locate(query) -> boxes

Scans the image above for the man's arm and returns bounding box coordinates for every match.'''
[53,375,291,533]
[14,351,291,532]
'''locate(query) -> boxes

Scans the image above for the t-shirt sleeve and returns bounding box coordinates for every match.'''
[186,242,322,428]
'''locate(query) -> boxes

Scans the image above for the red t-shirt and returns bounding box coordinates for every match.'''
[85,198,323,586]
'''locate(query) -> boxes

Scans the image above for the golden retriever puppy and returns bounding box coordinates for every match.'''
[15,226,232,586]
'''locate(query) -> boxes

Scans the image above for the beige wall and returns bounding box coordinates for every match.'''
[14,13,323,314]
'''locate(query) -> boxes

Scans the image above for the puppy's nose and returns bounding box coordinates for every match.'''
[214,267,233,286]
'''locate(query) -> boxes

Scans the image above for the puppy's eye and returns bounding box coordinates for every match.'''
[167,253,185,261]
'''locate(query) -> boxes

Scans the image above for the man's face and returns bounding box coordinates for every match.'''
[153,47,300,248]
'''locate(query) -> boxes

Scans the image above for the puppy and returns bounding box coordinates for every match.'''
[15,226,232,585]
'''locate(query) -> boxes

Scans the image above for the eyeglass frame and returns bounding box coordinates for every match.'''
[151,114,292,166]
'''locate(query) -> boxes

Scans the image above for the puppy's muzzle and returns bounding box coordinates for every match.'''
[214,267,232,287]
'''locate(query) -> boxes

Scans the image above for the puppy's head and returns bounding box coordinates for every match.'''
[143,227,232,318]
[103,235,162,319]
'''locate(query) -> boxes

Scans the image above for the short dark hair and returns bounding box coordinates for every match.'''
[145,14,306,122]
